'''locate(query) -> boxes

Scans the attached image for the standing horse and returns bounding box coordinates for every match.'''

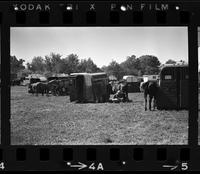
[47,80,59,96]
[140,81,158,111]
[56,79,69,96]
[31,82,49,96]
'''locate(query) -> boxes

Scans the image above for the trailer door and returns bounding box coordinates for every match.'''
[76,75,84,102]
[157,67,178,109]
[69,77,76,102]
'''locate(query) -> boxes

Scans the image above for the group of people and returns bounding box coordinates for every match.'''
[108,80,130,102]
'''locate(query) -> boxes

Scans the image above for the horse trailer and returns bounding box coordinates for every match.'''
[143,75,159,82]
[69,72,110,103]
[122,75,141,93]
[157,65,188,110]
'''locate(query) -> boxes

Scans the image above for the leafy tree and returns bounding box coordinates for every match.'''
[43,71,53,78]
[78,58,100,73]
[101,66,107,72]
[54,60,66,73]
[138,55,161,75]
[137,70,142,76]
[120,55,140,76]
[10,56,25,74]
[62,54,80,74]
[105,60,124,80]
[44,53,63,73]
[165,59,176,64]
[26,62,32,71]
[28,56,45,73]
[44,55,53,72]
[18,69,32,78]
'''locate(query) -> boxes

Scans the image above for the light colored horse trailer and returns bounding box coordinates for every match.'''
[123,75,138,82]
[143,75,159,82]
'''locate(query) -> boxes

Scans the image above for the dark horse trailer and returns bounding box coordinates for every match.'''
[157,65,188,110]
[69,73,110,103]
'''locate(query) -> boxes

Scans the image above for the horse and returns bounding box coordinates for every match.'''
[140,81,158,111]
[31,82,49,96]
[47,80,59,96]
[56,79,69,96]
[11,78,23,86]
[47,79,69,96]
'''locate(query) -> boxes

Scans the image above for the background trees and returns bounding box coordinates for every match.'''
[62,54,80,74]
[103,60,124,80]
[78,58,101,73]
[138,55,161,75]
[10,56,25,74]
[11,53,185,80]
[27,56,45,73]
[120,55,141,76]
[165,59,177,64]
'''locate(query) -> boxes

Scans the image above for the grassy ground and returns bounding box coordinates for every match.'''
[11,86,189,145]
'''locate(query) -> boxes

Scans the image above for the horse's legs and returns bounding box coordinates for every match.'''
[126,92,129,101]
[153,96,157,110]
[144,93,147,111]
[153,98,155,110]
[46,89,49,96]
[149,95,153,111]
[56,87,59,96]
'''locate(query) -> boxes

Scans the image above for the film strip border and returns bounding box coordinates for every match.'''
[0,0,199,171]
[0,146,199,171]
[13,10,191,25]
[5,4,195,25]
[0,1,200,25]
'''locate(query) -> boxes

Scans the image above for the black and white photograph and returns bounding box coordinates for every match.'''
[10,27,188,145]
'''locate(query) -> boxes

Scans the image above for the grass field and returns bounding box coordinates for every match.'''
[11,86,189,145]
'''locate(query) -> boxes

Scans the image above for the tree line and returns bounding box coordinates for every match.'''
[10,53,185,80]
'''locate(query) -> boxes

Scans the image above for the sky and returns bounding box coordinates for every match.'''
[10,27,188,68]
